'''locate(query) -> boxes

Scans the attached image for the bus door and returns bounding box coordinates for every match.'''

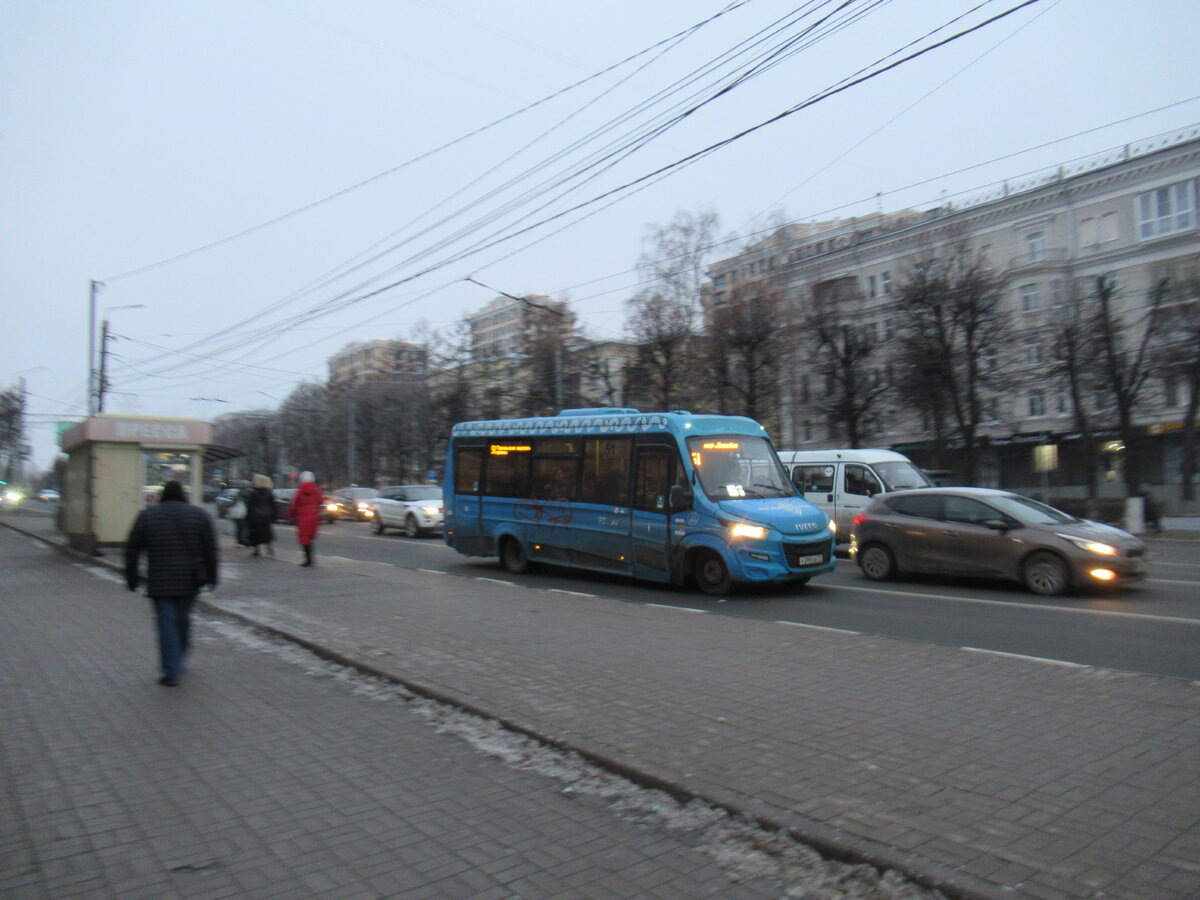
[573,437,633,573]
[449,443,485,554]
[630,442,679,581]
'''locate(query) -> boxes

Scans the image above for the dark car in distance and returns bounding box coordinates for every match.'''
[850,487,1149,596]
[327,487,379,521]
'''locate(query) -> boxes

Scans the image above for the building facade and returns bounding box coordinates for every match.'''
[703,126,1200,508]
[328,339,427,386]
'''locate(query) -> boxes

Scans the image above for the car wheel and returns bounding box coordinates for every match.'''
[694,549,732,597]
[500,537,530,574]
[405,514,421,539]
[373,516,385,535]
[859,544,895,581]
[1023,552,1070,596]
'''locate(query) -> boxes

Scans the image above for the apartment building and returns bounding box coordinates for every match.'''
[328,339,427,386]
[703,126,1200,504]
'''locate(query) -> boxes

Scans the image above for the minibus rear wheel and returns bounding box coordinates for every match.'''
[694,549,732,596]
[500,536,531,575]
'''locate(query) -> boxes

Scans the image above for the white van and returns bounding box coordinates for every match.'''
[775,449,932,543]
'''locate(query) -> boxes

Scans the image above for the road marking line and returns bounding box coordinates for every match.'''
[818,582,1200,626]
[549,589,596,598]
[417,568,447,575]
[645,603,706,614]
[474,577,516,587]
[775,620,860,635]
[960,646,1088,668]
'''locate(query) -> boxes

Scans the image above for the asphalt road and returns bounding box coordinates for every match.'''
[252,514,1200,682]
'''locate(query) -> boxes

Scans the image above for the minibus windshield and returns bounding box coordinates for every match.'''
[686,435,793,500]
[874,461,932,491]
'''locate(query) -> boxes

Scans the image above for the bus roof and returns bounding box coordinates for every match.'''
[450,408,769,440]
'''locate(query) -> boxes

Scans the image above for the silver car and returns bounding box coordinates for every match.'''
[850,487,1149,596]
[370,484,444,537]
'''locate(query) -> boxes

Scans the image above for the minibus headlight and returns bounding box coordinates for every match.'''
[729,522,767,540]
[828,520,837,533]
[421,505,440,516]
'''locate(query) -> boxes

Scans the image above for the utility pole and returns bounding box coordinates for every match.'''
[87,280,102,415]
[97,320,110,413]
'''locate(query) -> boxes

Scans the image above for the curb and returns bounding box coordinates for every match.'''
[1,516,1013,900]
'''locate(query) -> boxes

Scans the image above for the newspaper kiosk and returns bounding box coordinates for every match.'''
[60,414,213,554]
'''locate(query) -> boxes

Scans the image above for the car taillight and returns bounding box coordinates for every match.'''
[852,513,868,527]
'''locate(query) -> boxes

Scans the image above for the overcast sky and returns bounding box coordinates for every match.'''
[3,0,1198,471]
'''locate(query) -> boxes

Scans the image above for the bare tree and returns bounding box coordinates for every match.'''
[1089,274,1169,497]
[625,209,718,411]
[278,383,338,484]
[1048,280,1103,503]
[708,279,783,431]
[893,243,1009,483]
[805,278,889,447]
[0,384,25,483]
[1157,276,1200,500]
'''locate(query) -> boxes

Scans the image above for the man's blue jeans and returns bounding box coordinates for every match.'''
[152,596,196,681]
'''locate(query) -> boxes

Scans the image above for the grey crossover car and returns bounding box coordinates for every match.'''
[850,487,1148,595]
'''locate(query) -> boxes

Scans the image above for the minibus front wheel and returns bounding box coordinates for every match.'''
[500,536,531,575]
[693,549,732,597]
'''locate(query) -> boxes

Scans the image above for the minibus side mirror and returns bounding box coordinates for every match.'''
[670,484,694,511]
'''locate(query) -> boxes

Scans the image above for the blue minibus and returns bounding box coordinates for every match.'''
[444,408,835,594]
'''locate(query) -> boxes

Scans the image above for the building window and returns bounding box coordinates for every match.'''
[1021,283,1041,311]
[1056,391,1070,414]
[1025,341,1043,365]
[1051,279,1064,308]
[1137,181,1195,240]
[1164,374,1180,407]
[1026,230,1047,262]
[880,271,892,295]
[867,274,877,298]
[1029,390,1045,417]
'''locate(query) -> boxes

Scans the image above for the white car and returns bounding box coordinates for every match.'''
[371,484,444,537]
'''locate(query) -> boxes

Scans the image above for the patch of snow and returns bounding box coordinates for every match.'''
[202,613,945,899]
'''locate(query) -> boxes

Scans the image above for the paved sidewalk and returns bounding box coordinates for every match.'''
[5,511,1200,899]
[0,525,793,899]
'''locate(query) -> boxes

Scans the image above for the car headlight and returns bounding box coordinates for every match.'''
[1058,534,1118,556]
[728,522,767,540]
[3,490,22,503]
[421,506,440,516]
[326,503,338,512]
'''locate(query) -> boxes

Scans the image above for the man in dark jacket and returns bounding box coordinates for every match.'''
[125,481,218,686]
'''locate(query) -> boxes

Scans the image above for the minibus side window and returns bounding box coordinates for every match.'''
[579,438,631,506]
[454,446,484,495]
[485,442,531,498]
[531,438,580,500]
[793,465,833,493]
[633,446,676,512]
[844,464,882,497]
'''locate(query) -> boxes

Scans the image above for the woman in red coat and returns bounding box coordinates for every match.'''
[287,471,324,567]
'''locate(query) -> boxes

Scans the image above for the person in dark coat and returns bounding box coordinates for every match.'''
[287,471,323,567]
[244,474,278,556]
[125,480,218,686]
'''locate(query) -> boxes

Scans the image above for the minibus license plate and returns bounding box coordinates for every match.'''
[796,554,823,566]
